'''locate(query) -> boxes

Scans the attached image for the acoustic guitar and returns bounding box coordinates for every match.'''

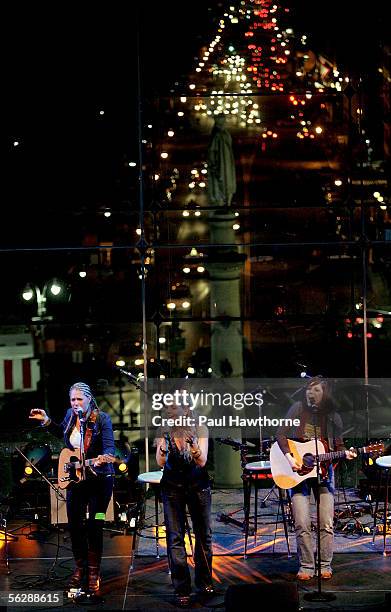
[57,447,115,489]
[270,439,384,490]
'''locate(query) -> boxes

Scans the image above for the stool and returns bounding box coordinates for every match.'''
[372,456,391,555]
[242,461,291,558]
[137,470,164,559]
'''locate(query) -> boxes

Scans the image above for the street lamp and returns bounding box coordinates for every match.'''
[22,279,64,320]
[21,279,65,409]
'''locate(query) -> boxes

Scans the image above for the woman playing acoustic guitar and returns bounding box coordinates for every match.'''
[276,376,356,582]
[29,381,115,594]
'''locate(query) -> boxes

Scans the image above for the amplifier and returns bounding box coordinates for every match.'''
[50,487,115,524]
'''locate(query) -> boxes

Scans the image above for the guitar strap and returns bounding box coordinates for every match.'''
[83,409,99,453]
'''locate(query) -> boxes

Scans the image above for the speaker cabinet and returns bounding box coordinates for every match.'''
[225,581,299,611]
[50,487,114,524]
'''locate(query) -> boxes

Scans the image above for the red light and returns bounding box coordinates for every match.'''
[366,332,373,338]
[347,332,353,339]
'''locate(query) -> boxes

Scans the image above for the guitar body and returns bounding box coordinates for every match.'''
[57,448,116,489]
[57,448,83,489]
[270,439,327,490]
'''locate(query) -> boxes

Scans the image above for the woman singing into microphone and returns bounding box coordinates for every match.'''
[29,381,115,594]
[155,401,213,608]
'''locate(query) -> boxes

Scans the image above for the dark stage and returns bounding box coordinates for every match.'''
[1,486,390,611]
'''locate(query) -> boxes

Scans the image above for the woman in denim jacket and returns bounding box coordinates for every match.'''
[30,381,115,593]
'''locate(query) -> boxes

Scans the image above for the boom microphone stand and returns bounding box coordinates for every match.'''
[303,405,336,603]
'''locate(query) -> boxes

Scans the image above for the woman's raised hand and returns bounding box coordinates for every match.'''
[29,408,48,421]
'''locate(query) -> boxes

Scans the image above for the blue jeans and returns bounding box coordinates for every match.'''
[161,485,213,596]
[290,476,334,575]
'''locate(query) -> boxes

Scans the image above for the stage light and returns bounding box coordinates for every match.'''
[16,443,52,484]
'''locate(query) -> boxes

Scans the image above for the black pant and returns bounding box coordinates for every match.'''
[66,475,113,562]
[161,484,213,596]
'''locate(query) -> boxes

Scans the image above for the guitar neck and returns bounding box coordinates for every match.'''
[319,447,363,462]
[74,458,98,469]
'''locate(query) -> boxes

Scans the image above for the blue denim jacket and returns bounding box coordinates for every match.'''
[47,408,115,476]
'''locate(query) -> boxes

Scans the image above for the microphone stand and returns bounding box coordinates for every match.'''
[303,405,336,603]
[15,446,66,502]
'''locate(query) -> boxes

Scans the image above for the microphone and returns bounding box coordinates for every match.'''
[117,366,139,380]
[164,432,178,455]
[77,408,85,421]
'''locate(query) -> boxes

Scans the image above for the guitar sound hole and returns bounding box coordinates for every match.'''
[302,453,315,469]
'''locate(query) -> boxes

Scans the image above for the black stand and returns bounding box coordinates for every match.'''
[0,507,18,574]
[14,447,67,584]
[303,407,336,603]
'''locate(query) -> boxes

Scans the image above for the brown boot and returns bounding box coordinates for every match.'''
[68,559,85,589]
[87,551,101,593]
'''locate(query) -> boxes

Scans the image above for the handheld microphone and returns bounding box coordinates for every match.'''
[164,432,178,455]
[77,408,84,421]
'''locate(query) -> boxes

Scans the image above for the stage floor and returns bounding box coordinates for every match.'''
[1,486,390,610]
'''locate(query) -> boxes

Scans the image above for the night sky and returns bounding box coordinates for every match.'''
[3,1,388,234]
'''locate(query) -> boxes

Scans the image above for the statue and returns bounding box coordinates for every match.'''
[207,116,236,207]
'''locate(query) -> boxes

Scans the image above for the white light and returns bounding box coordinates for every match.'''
[189,84,196,90]
[116,359,125,367]
[315,126,323,134]
[128,161,137,167]
[104,211,111,218]
[159,337,166,344]
[334,179,342,187]
[380,205,387,210]
[136,228,142,236]
[182,301,191,309]
[13,141,19,147]
[187,367,195,374]
[233,223,240,230]
[208,367,212,373]
[161,152,168,159]
[50,282,62,296]
[178,112,184,117]
[183,267,191,274]
[180,96,187,103]
[167,302,176,310]
[167,130,175,137]
[197,266,205,273]
[134,359,144,366]
[183,210,190,217]
[79,271,87,278]
[147,124,152,128]
[373,191,380,198]
[154,174,160,181]
[194,211,201,217]
[22,289,34,301]
[99,110,104,115]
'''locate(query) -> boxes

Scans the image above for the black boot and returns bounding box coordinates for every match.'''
[87,551,101,593]
[68,558,86,589]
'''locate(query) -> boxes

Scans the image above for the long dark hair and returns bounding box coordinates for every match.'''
[303,375,337,413]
